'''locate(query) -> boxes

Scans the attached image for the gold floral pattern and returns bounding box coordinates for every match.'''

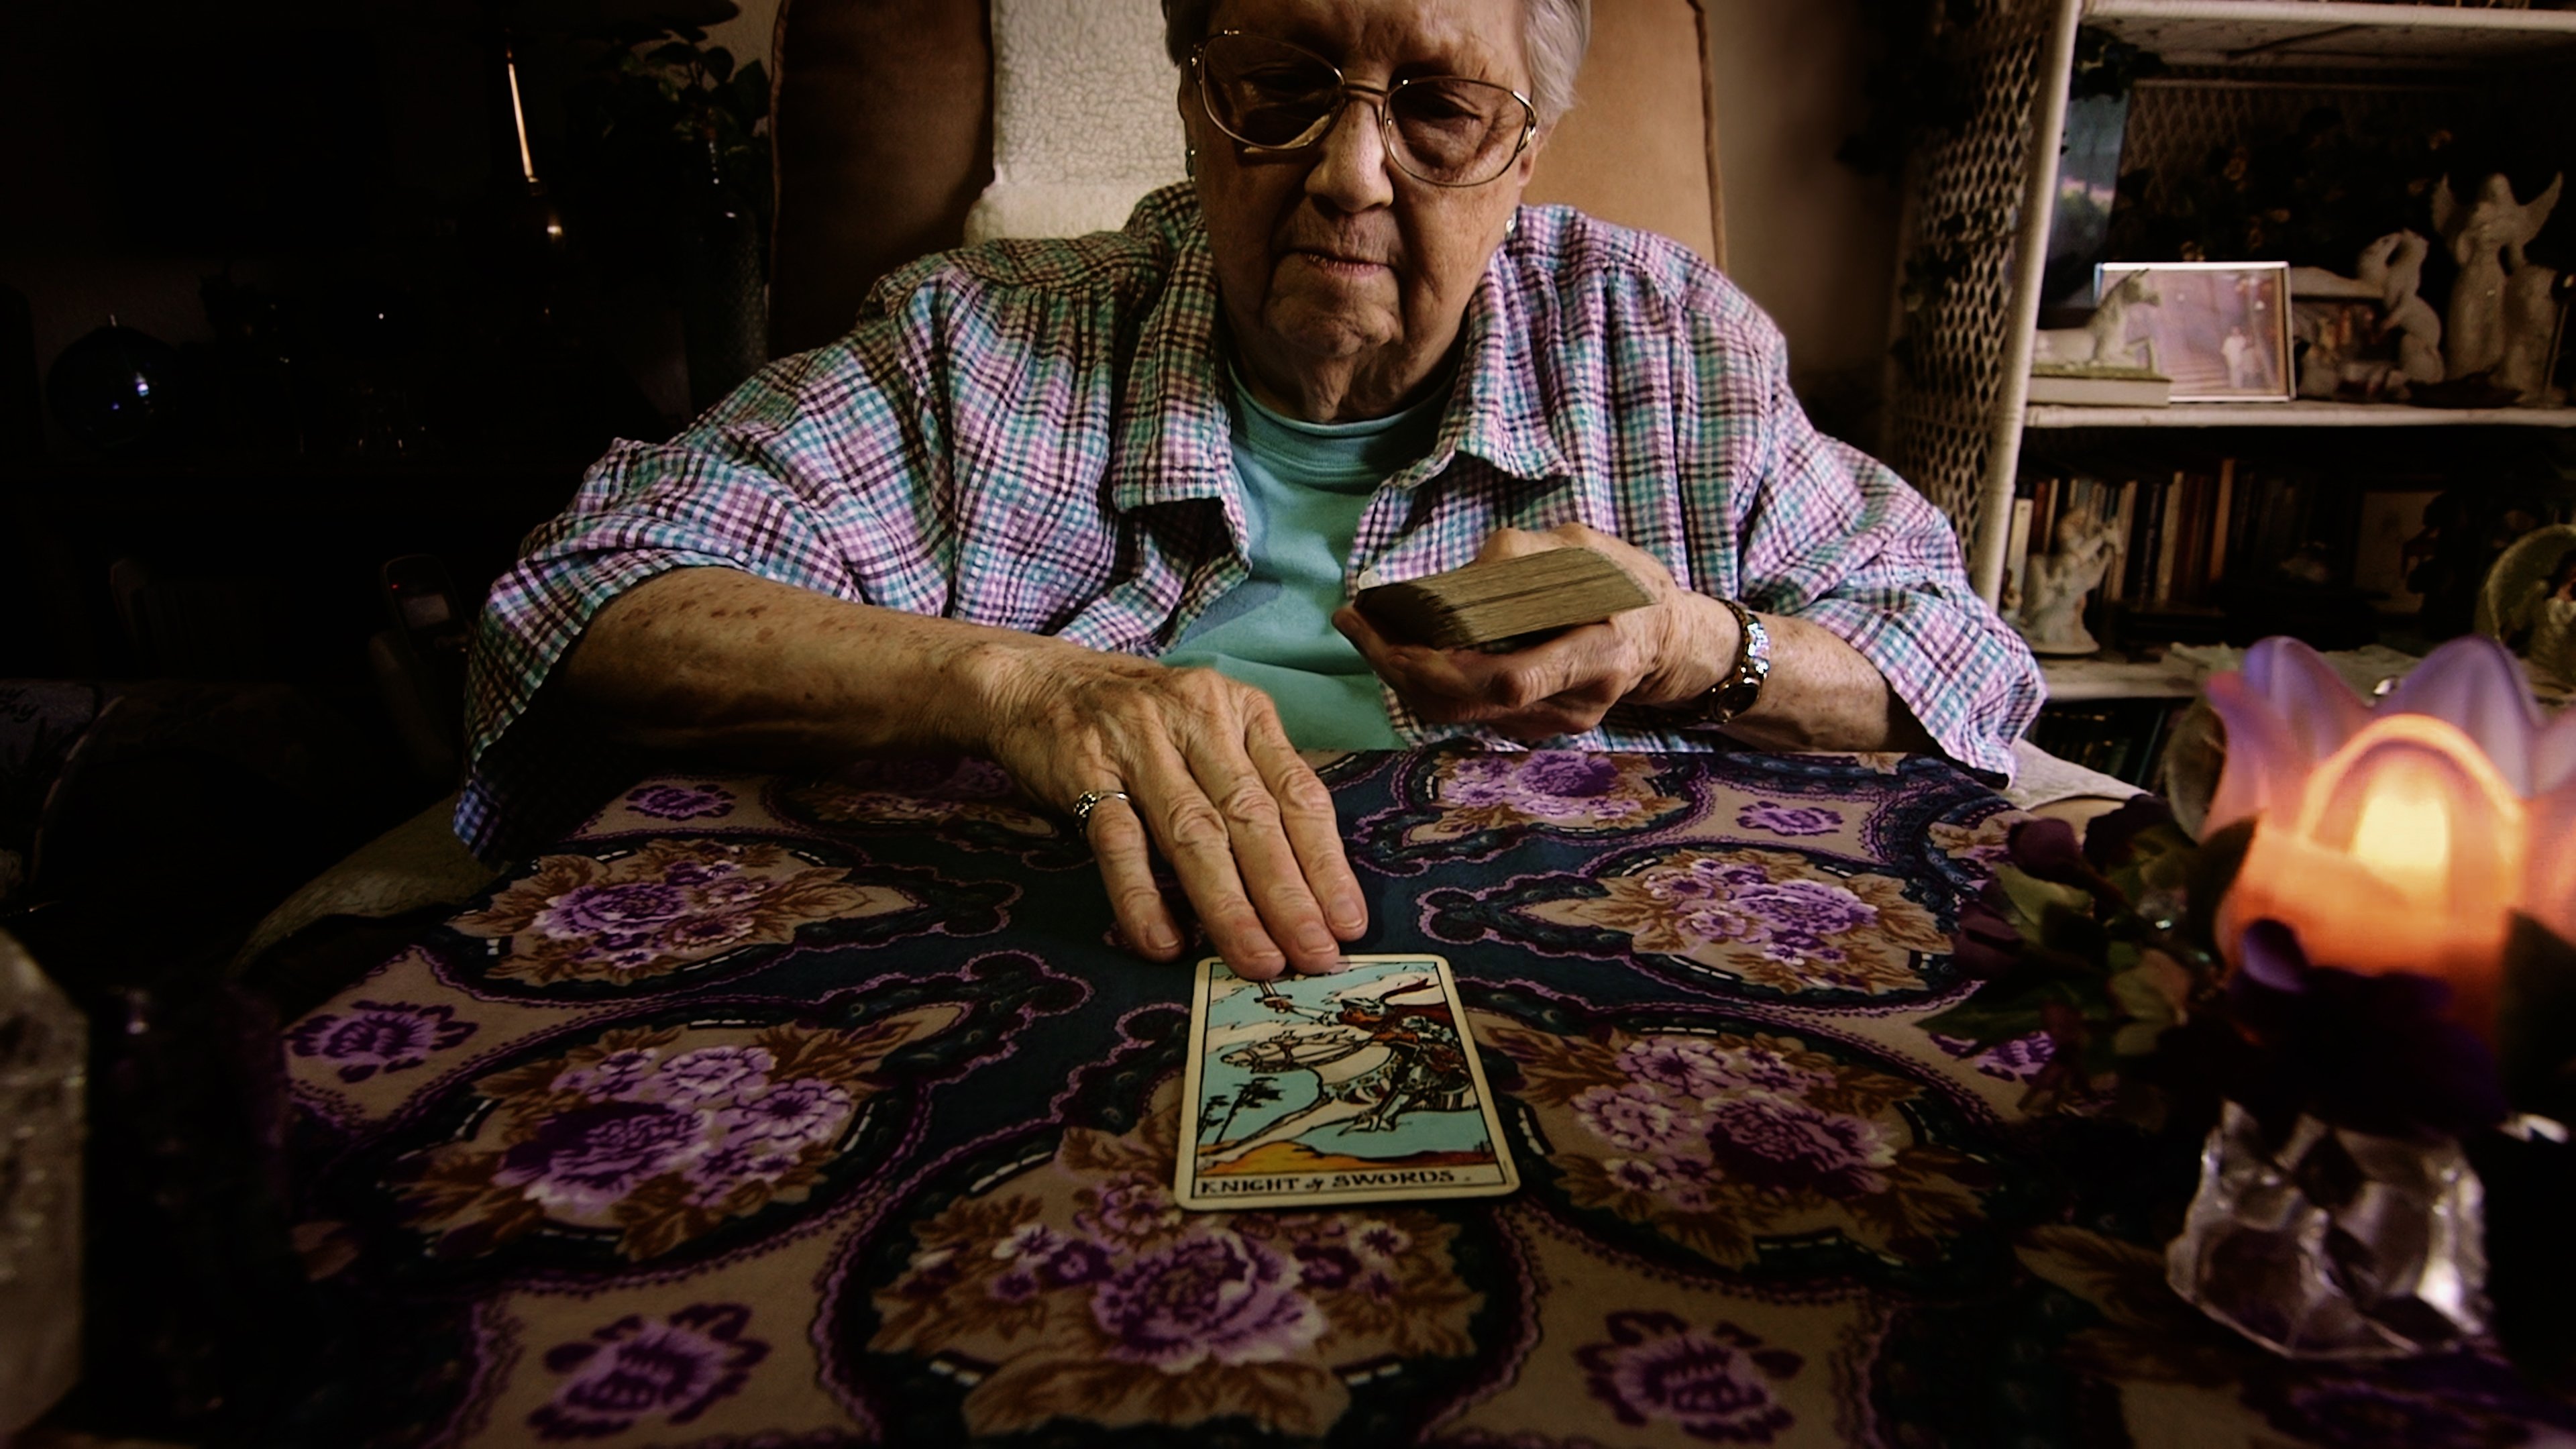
[868,1086,1481,1439]
[1522,847,1950,996]
[405,1012,956,1260]
[1928,814,2018,873]
[450,839,888,986]
[1481,1022,1995,1269]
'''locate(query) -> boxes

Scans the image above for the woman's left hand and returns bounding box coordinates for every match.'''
[1334,523,1735,741]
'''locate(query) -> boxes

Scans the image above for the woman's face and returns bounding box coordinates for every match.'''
[1182,0,1542,419]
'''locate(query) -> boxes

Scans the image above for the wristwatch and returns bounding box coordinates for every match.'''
[1678,598,1770,726]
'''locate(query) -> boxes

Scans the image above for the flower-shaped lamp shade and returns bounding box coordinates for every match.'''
[2206,635,2576,1038]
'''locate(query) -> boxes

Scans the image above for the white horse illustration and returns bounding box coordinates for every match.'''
[1196,972,1471,1170]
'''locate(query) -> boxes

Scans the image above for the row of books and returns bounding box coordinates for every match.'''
[2005,460,2359,614]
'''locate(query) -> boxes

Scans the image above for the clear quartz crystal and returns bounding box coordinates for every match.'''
[0,930,83,1434]
[2168,1100,2487,1359]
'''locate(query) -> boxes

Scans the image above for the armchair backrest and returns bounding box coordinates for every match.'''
[769,0,1725,358]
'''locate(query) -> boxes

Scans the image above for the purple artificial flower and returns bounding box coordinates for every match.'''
[531,1303,767,1440]
[1950,885,2023,980]
[2081,794,2178,871]
[1576,1310,1803,1443]
[1088,1231,1324,1371]
[1736,801,1843,837]
[2005,816,2107,894]
[625,782,736,822]
[287,1002,476,1083]
[2223,920,2510,1140]
[494,1101,706,1215]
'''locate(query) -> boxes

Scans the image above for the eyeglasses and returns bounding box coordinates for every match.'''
[1189,31,1538,189]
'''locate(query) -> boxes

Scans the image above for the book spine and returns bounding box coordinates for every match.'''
[2106,478,2139,604]
[2208,458,2236,588]
[2155,470,2185,604]
[2006,498,2035,611]
[2178,470,2209,606]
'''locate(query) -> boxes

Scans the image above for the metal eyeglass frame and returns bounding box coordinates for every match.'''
[1188,30,1539,189]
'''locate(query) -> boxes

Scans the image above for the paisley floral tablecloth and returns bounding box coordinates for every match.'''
[279,747,2576,1447]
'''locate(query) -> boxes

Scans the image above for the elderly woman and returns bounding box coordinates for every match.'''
[463,0,2043,981]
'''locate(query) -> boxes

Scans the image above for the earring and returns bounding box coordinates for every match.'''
[1186,145,1197,181]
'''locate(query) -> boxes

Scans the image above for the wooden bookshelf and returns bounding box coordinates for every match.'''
[2082,1,2576,68]
[2026,402,2576,429]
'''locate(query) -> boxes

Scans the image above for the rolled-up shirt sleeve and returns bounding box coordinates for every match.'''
[458,319,947,861]
[1723,329,2043,782]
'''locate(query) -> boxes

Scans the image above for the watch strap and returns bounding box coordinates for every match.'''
[1680,598,1770,727]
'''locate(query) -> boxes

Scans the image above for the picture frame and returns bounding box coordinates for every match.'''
[2096,261,2296,402]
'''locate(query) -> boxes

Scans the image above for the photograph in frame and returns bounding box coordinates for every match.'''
[2097,261,2296,402]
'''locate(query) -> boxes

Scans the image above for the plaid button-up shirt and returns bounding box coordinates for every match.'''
[460,184,2040,859]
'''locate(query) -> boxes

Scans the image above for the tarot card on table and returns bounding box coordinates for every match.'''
[1176,953,1518,1211]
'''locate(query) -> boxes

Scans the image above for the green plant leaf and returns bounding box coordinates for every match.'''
[704,45,735,81]
[1919,973,2104,1051]
[1995,865,2090,929]
[649,40,700,68]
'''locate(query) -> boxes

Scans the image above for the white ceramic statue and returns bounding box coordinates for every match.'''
[2377,231,2446,384]
[2295,231,2443,400]
[2016,511,2120,655]
[2433,172,2562,390]
[2033,271,2162,372]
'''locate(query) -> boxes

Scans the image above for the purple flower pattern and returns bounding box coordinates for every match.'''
[286,1000,475,1083]
[1703,1094,1896,1197]
[1397,751,1691,851]
[529,1303,768,1440]
[1526,847,1951,997]
[451,839,876,987]
[870,1114,1481,1438]
[1735,800,1843,837]
[1929,1030,2059,1083]
[407,1023,890,1260]
[623,782,737,822]
[1488,1024,1992,1270]
[1578,1311,1803,1444]
[1091,1231,1325,1371]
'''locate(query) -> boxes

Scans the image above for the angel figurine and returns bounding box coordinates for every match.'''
[2016,511,2120,656]
[2434,172,2562,398]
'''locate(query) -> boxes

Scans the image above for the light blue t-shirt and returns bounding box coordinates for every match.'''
[1161,372,1450,749]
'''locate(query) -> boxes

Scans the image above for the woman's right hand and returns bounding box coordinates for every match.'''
[963,637,1368,981]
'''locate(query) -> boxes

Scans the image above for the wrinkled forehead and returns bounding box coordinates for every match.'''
[1205,0,1527,85]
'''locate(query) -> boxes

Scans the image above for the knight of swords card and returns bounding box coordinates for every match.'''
[1175,953,1519,1211]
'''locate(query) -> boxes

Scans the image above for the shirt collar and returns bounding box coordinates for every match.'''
[1112,189,1572,510]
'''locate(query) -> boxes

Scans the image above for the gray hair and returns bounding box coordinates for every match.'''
[1161,0,1591,127]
